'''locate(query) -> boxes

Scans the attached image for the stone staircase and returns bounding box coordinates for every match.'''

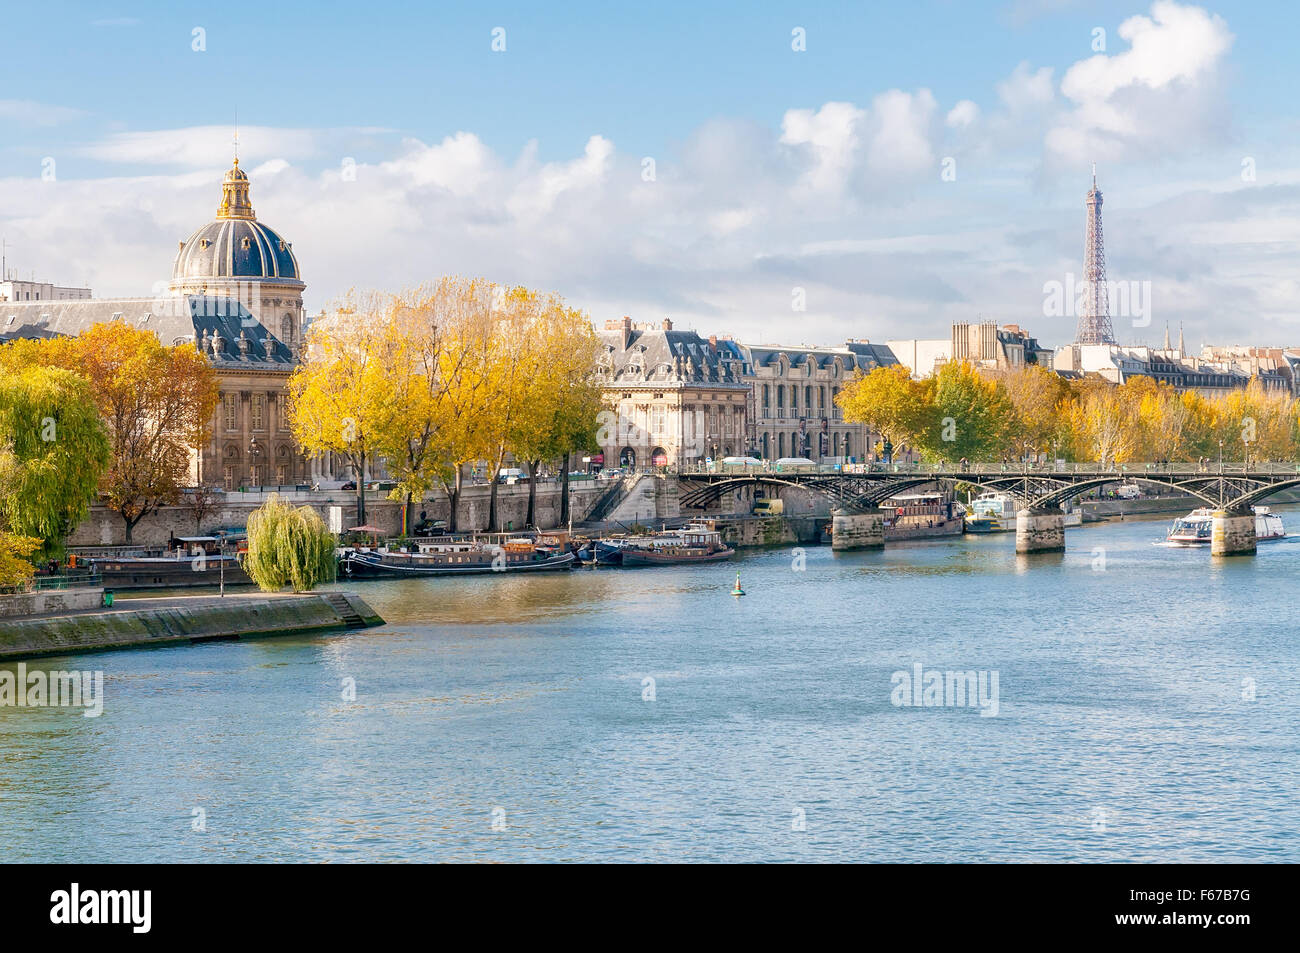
[323,592,368,628]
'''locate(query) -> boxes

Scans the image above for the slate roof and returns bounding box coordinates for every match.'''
[173,219,301,282]
[596,328,751,386]
[0,295,294,366]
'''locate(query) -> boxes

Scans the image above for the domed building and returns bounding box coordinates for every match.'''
[1,156,307,491]
[170,157,306,351]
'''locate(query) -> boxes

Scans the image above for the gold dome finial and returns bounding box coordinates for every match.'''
[216,154,255,220]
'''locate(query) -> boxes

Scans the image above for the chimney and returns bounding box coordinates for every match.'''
[662,318,673,331]
[621,315,632,350]
[709,334,718,351]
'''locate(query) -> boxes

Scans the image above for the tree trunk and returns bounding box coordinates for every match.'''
[447,466,463,533]
[403,492,414,537]
[560,452,572,525]
[487,446,506,531]
[353,448,367,526]
[526,460,539,527]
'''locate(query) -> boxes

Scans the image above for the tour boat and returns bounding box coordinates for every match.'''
[619,527,735,567]
[1165,507,1286,546]
[964,492,1017,534]
[340,537,575,577]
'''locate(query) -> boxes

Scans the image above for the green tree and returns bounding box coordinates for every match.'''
[242,494,338,592]
[0,364,111,558]
[923,361,1015,462]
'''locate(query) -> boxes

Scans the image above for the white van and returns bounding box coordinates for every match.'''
[1116,484,1141,499]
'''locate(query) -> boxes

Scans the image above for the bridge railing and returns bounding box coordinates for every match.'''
[677,461,1300,477]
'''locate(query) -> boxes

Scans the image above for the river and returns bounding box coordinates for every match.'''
[3,510,1298,862]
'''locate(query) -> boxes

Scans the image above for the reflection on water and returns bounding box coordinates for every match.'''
[3,511,1300,862]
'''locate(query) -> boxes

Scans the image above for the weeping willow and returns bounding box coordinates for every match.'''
[242,494,338,592]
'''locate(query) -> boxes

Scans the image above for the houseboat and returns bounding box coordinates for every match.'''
[881,492,964,541]
[340,536,575,577]
[1165,507,1286,546]
[619,526,735,567]
[82,536,251,589]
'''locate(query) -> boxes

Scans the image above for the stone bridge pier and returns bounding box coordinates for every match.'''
[1015,506,1065,554]
[1211,508,1256,556]
[831,507,884,551]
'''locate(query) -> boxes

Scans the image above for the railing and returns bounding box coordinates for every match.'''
[677,461,1300,477]
[0,573,102,596]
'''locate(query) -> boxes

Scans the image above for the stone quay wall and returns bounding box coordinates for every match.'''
[69,481,606,548]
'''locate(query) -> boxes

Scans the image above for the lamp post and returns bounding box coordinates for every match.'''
[248,436,262,490]
[1218,439,1224,473]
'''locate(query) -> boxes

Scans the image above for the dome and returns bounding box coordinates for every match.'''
[172,158,301,282]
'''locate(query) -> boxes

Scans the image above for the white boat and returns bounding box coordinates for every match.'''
[965,492,1018,533]
[1165,507,1286,546]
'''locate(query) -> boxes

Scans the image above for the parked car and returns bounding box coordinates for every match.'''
[341,481,357,491]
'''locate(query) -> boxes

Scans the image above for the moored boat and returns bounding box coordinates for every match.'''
[1166,506,1286,546]
[620,527,735,566]
[341,537,575,577]
[882,492,963,541]
[964,492,1017,534]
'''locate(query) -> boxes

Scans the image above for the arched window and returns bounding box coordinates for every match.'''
[776,387,784,413]
[843,433,851,458]
[805,386,812,409]
[762,384,770,411]
[833,433,841,456]
[762,433,769,459]
[778,433,785,457]
[281,313,294,344]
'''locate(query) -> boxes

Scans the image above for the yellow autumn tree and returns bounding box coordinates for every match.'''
[288,291,398,526]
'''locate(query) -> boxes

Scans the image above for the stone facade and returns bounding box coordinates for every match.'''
[595,318,752,467]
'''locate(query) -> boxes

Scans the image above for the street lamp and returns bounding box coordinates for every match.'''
[1218,439,1223,473]
[248,436,262,489]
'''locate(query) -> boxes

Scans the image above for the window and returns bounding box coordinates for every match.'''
[251,394,265,431]
[223,393,239,431]
[276,465,288,485]
[762,384,770,411]
[223,465,235,491]
[650,405,665,436]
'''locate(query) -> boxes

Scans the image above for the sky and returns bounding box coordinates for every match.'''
[3,0,1300,351]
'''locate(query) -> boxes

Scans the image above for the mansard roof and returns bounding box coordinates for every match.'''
[0,295,294,366]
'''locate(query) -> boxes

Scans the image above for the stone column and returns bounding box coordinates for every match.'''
[1015,506,1065,554]
[831,507,884,551]
[1211,509,1256,556]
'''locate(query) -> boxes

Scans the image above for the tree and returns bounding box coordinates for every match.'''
[1060,381,1137,466]
[13,322,216,544]
[504,296,604,527]
[242,494,338,592]
[0,532,41,590]
[1000,364,1070,461]
[369,278,497,534]
[0,364,111,558]
[288,292,398,526]
[836,364,935,459]
[922,361,1015,462]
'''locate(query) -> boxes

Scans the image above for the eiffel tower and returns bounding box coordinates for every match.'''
[1074,164,1116,345]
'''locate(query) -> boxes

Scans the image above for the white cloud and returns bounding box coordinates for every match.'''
[0,100,85,126]
[947,100,981,129]
[1047,1,1233,164]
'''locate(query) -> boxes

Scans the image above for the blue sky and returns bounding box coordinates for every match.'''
[4,0,1299,348]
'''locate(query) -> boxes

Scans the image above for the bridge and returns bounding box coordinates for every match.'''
[677,462,1300,555]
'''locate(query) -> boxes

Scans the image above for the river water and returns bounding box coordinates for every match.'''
[3,511,1299,862]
